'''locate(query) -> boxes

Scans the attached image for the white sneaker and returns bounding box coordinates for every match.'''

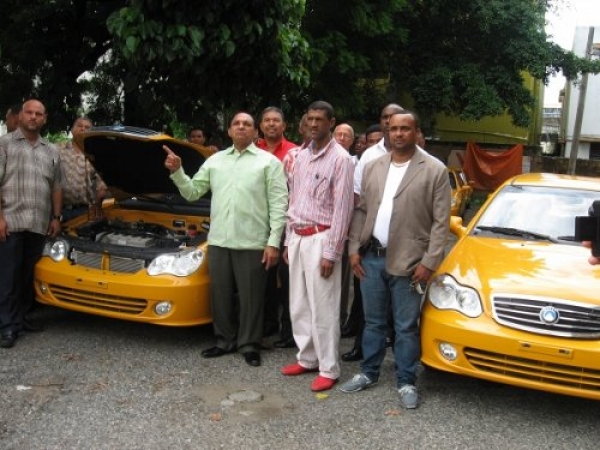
[398,384,419,409]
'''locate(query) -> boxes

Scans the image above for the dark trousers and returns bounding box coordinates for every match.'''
[350,274,365,350]
[340,244,351,325]
[0,231,45,333]
[207,246,267,354]
[263,259,292,340]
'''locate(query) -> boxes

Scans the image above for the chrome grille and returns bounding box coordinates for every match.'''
[492,295,600,338]
[71,250,145,274]
[49,284,147,314]
[465,348,600,393]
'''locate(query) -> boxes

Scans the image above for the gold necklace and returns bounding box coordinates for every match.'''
[391,160,409,168]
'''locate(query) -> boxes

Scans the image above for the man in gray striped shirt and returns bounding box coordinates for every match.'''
[0,99,63,348]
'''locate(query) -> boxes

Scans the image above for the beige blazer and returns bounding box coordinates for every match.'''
[348,147,451,276]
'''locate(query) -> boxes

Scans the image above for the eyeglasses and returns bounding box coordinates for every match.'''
[334,132,353,139]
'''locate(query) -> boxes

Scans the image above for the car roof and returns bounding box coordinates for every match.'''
[505,173,600,191]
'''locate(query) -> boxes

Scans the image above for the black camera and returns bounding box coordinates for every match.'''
[574,200,600,257]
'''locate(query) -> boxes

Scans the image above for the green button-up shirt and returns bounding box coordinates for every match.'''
[170,143,288,250]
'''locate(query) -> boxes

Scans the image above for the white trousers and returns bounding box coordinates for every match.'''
[288,230,341,379]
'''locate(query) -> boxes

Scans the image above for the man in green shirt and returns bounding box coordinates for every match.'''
[163,112,287,367]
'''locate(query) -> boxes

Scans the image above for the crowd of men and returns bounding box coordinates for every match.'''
[2,98,451,410]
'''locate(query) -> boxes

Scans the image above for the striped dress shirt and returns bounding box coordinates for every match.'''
[285,138,354,261]
[0,129,62,235]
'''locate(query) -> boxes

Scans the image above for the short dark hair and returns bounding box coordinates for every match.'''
[307,100,334,120]
[391,109,421,129]
[260,106,285,123]
[365,124,381,138]
[188,126,203,136]
[229,112,256,128]
[72,116,93,127]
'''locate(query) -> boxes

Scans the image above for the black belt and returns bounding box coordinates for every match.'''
[366,237,386,257]
[64,203,88,210]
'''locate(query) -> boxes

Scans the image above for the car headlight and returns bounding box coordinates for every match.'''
[42,240,70,262]
[427,274,482,318]
[147,249,204,277]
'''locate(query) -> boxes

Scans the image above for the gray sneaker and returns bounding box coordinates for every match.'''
[339,373,377,392]
[398,384,419,409]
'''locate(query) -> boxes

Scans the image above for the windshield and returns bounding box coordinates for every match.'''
[474,185,600,241]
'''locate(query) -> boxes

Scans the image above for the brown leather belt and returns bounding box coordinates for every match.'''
[294,225,330,236]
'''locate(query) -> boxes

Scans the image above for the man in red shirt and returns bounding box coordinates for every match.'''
[256,107,297,161]
[256,106,298,347]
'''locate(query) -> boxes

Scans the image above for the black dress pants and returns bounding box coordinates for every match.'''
[207,246,268,354]
[0,231,45,333]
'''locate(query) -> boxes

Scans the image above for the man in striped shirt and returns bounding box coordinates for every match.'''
[0,99,63,348]
[281,101,354,392]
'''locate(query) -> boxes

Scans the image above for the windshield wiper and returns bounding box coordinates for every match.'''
[475,225,558,243]
[556,235,577,242]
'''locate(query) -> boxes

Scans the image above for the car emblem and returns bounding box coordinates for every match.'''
[539,306,560,325]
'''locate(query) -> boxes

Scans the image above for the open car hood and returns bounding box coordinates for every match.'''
[75,126,213,196]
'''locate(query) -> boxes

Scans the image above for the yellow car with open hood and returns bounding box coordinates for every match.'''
[35,126,214,326]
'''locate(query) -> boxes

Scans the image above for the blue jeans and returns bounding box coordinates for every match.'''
[359,254,422,387]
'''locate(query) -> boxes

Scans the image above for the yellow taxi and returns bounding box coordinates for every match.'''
[35,126,214,326]
[448,167,474,216]
[421,173,600,401]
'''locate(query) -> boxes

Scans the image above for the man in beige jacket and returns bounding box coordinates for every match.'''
[340,110,450,409]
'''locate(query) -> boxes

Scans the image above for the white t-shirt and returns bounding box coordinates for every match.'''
[373,160,410,247]
[353,138,387,194]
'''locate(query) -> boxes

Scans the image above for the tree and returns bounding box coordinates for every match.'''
[0,0,120,132]
[0,0,309,134]
[299,0,600,133]
[104,0,309,131]
[2,0,599,137]
[298,0,408,122]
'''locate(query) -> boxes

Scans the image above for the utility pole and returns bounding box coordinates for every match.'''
[568,26,595,175]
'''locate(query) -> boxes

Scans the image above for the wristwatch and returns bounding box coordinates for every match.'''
[52,214,62,221]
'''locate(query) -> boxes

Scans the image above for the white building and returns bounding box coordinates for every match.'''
[561,26,600,159]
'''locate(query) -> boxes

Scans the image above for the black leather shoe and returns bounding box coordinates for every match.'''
[273,337,296,349]
[201,346,230,358]
[341,348,362,362]
[243,352,261,367]
[0,331,18,348]
[341,325,357,338]
[22,319,44,332]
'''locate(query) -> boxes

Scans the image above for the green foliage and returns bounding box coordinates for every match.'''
[101,0,309,131]
[1,0,599,136]
[44,131,70,144]
[0,0,119,132]
[298,0,408,121]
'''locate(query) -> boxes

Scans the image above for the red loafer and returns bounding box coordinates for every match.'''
[311,375,338,392]
[281,362,319,376]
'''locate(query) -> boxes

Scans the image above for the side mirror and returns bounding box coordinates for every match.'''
[450,216,467,239]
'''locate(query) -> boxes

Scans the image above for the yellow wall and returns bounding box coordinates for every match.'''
[432,74,543,146]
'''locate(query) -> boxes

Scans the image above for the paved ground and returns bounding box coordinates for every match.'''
[2,306,599,450]
[2,195,600,449]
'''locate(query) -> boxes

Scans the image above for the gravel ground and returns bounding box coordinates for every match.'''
[2,197,599,449]
[2,304,599,450]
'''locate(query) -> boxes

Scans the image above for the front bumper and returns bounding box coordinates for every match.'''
[35,257,211,326]
[421,306,600,401]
